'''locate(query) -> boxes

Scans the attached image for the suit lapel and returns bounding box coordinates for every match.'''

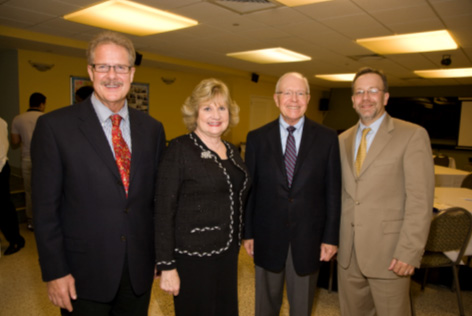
[344,123,358,178]
[267,120,285,177]
[293,119,316,179]
[78,101,122,184]
[128,109,143,189]
[359,115,394,176]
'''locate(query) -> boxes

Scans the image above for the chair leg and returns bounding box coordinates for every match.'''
[410,286,416,316]
[452,265,465,316]
[328,258,335,293]
[421,268,429,290]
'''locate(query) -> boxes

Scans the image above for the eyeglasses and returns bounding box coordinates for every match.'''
[353,88,383,97]
[92,64,132,74]
[276,91,309,98]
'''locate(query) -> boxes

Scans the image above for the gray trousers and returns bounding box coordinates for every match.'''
[255,246,319,316]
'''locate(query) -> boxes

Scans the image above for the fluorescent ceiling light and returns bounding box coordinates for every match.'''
[414,68,472,78]
[227,48,311,64]
[315,73,355,82]
[356,30,458,54]
[64,0,198,36]
[276,0,332,7]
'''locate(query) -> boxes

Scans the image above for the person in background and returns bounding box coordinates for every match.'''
[337,67,434,316]
[155,78,250,316]
[31,31,166,315]
[74,85,94,103]
[11,92,45,231]
[0,117,25,255]
[243,72,341,316]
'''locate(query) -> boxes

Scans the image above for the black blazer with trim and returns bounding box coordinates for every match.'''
[155,133,250,271]
[244,118,341,275]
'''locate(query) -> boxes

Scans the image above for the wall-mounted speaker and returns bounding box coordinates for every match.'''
[319,98,329,111]
[135,52,143,66]
[251,73,259,83]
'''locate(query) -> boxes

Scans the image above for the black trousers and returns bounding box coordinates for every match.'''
[0,161,22,243]
[174,248,240,316]
[60,258,152,316]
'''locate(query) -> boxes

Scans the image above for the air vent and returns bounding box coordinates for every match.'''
[208,0,282,14]
[348,54,385,61]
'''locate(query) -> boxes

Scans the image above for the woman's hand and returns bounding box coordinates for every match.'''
[160,269,180,296]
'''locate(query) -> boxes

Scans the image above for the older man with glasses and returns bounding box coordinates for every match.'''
[243,72,341,316]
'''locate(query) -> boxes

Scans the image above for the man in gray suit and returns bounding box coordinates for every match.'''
[337,67,434,316]
[32,31,166,315]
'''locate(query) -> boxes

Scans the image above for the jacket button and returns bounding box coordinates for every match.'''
[355,201,360,205]
[121,235,126,242]
[288,198,294,202]
[124,208,129,214]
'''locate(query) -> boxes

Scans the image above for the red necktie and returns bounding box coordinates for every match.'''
[111,114,131,196]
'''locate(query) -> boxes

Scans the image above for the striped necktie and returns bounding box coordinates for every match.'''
[111,114,131,196]
[285,126,297,187]
[355,127,371,176]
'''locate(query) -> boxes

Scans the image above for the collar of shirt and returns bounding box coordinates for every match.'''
[355,112,386,157]
[279,115,304,154]
[91,93,129,125]
[91,93,132,153]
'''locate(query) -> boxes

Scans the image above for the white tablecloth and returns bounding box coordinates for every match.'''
[434,165,470,187]
[434,187,472,260]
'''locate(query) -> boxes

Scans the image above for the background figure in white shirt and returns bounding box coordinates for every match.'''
[0,117,25,255]
[11,92,46,231]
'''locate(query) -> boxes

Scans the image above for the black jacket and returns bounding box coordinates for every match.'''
[244,118,341,275]
[155,133,250,270]
[31,100,166,302]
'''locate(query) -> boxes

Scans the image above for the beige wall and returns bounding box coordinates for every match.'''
[17,49,326,146]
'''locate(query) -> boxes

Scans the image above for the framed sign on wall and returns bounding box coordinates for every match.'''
[70,76,149,113]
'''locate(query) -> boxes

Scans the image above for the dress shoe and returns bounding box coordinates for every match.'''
[4,236,25,255]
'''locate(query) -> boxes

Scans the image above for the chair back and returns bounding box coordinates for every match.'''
[461,173,472,189]
[433,155,450,167]
[425,207,472,264]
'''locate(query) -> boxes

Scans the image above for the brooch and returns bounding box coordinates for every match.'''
[201,151,212,159]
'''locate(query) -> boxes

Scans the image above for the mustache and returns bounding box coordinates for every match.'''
[100,80,123,87]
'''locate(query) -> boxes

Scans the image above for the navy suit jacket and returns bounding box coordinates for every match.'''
[31,100,166,302]
[244,118,341,275]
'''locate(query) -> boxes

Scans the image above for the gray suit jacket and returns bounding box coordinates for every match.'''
[338,114,434,279]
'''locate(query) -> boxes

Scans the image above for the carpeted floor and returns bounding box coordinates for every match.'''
[1,224,471,315]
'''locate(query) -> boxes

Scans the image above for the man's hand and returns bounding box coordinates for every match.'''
[47,274,77,312]
[160,269,180,296]
[320,243,337,261]
[389,258,415,276]
[243,239,254,258]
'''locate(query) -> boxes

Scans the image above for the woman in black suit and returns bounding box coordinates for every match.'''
[155,78,250,316]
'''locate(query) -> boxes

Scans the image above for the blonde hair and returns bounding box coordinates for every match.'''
[182,78,240,132]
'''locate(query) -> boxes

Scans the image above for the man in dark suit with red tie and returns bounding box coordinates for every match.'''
[243,72,341,316]
[31,31,166,315]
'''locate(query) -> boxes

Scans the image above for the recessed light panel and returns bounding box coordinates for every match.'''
[227,48,311,64]
[315,73,355,82]
[414,68,472,78]
[356,30,458,54]
[64,0,198,36]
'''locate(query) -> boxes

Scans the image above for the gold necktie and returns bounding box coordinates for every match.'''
[355,128,371,176]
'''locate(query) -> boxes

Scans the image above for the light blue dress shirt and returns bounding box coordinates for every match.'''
[279,115,304,155]
[91,93,132,157]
